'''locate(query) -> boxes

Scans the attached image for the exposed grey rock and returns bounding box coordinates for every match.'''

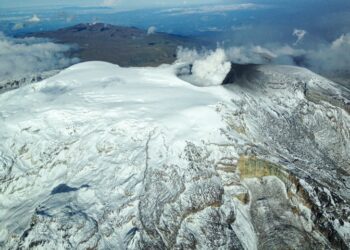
[0,62,349,249]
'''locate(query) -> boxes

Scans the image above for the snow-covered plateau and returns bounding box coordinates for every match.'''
[0,56,350,249]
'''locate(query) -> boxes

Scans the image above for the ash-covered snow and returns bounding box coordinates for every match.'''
[0,50,350,249]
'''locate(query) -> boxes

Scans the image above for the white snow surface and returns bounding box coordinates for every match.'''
[0,61,234,248]
[1,60,349,249]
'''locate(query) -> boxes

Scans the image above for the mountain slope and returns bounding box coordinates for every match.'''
[0,60,349,249]
[0,71,59,95]
[29,23,200,67]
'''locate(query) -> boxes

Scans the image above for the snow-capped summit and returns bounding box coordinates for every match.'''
[0,58,349,249]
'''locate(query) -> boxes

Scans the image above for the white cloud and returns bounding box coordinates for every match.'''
[27,14,41,23]
[308,33,350,74]
[147,26,157,35]
[177,32,350,80]
[101,0,119,7]
[161,3,259,15]
[12,23,24,31]
[199,27,224,32]
[66,16,74,23]
[331,33,350,49]
[176,48,231,86]
[0,33,79,81]
[293,29,307,46]
[230,25,252,32]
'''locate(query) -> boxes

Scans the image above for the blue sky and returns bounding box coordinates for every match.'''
[0,0,225,9]
[2,0,350,10]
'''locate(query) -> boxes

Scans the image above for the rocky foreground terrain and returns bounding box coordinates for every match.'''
[0,56,349,249]
[0,71,59,95]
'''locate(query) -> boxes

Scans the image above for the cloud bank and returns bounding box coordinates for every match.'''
[101,0,119,7]
[225,37,350,76]
[161,3,259,15]
[0,33,79,82]
[177,33,350,83]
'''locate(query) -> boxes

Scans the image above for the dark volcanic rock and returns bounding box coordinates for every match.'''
[28,23,201,67]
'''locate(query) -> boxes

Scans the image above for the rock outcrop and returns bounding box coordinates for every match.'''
[0,62,349,249]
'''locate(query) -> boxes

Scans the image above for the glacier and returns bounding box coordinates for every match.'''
[0,59,349,249]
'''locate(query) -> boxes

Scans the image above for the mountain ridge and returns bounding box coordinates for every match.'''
[0,59,349,248]
[28,23,202,67]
